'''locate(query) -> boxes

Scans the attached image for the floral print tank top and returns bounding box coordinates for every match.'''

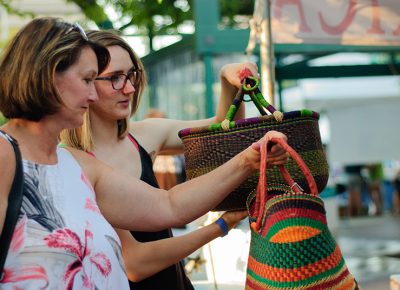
[1,146,129,290]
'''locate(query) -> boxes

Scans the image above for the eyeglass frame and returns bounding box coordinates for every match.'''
[64,23,89,41]
[95,69,142,90]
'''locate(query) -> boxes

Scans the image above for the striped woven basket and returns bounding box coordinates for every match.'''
[178,77,329,211]
[246,138,358,290]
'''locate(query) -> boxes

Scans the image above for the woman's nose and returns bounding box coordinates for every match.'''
[88,85,99,102]
[122,78,136,94]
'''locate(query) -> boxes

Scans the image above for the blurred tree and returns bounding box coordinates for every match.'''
[66,0,114,29]
[0,0,111,28]
[1,0,254,52]
[219,0,254,27]
[100,0,194,52]
[0,113,8,126]
[0,0,33,17]
[69,0,254,52]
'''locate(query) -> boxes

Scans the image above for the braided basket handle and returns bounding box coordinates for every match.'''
[221,76,284,130]
[252,137,319,232]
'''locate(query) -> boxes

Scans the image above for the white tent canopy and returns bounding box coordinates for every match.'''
[282,75,400,165]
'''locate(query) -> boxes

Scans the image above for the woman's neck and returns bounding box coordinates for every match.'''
[89,112,123,148]
[3,118,60,164]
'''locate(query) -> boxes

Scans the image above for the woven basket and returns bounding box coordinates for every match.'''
[178,77,329,211]
[245,138,358,290]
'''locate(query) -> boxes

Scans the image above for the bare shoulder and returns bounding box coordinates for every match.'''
[128,119,167,151]
[0,135,18,229]
[63,146,101,185]
[63,146,91,161]
[0,135,17,180]
[0,134,15,162]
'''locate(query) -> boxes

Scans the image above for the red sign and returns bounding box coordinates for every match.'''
[271,0,400,45]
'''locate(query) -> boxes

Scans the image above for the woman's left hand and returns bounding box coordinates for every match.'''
[220,62,259,89]
[220,210,248,231]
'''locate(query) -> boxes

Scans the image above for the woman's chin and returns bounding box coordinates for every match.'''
[66,117,84,130]
[113,109,130,120]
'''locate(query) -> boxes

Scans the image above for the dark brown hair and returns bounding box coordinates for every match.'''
[0,17,110,121]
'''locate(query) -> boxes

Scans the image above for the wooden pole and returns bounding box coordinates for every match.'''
[246,0,276,106]
[260,0,275,105]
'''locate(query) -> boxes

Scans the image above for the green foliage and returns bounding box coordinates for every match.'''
[219,0,254,27]
[0,113,8,126]
[66,0,114,29]
[104,0,254,34]
[106,0,193,32]
[69,0,255,51]
[101,0,193,51]
[0,0,34,17]
[1,0,255,38]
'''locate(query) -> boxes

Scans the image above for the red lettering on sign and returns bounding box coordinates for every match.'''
[274,0,311,32]
[394,26,400,36]
[367,0,385,34]
[319,0,357,35]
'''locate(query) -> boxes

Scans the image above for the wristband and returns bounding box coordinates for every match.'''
[215,217,229,236]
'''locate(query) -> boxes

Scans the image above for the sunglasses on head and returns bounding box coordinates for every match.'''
[64,23,88,41]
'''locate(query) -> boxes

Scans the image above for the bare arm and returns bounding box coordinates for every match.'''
[0,137,17,234]
[131,62,258,155]
[117,211,247,282]
[70,131,287,232]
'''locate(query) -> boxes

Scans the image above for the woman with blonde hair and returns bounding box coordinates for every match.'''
[60,30,269,290]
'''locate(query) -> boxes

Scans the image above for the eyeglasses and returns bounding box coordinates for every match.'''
[95,69,142,90]
[64,23,88,41]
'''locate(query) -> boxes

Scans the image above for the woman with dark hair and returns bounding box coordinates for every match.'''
[0,18,288,289]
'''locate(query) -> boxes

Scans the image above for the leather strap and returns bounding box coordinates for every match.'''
[0,131,24,279]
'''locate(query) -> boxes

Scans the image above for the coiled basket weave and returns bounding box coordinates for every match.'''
[178,77,329,211]
[245,137,358,290]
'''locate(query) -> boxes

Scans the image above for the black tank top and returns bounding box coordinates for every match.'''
[128,134,194,290]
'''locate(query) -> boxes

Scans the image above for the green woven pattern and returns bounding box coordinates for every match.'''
[265,218,327,241]
[250,227,336,268]
[247,258,346,288]
[246,192,358,289]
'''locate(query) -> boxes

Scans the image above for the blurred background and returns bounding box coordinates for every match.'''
[1,0,400,289]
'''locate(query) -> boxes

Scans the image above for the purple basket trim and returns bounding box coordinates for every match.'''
[284,111,301,118]
[179,128,192,136]
[235,116,263,126]
[232,99,241,106]
[266,104,276,113]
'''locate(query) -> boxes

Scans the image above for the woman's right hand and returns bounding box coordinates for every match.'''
[220,210,248,232]
[244,130,288,170]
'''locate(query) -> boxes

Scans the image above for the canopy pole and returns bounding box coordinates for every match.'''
[262,0,275,104]
[246,0,276,105]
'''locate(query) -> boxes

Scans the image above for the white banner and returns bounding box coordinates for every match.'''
[271,0,400,45]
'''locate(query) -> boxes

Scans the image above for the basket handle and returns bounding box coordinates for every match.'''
[252,137,319,232]
[220,77,284,130]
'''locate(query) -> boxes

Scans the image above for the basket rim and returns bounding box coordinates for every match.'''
[178,109,319,138]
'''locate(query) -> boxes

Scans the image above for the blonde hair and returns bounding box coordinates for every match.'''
[60,112,92,151]
[60,30,147,152]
